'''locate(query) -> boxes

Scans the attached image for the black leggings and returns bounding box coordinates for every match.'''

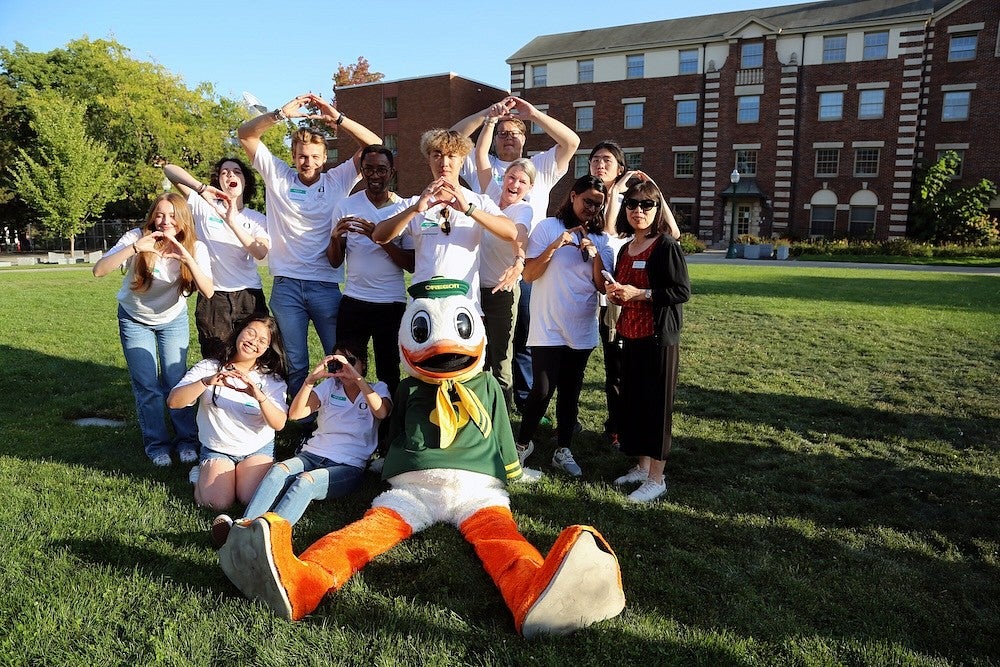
[516,345,593,449]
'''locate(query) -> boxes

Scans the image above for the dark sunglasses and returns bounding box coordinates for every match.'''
[624,198,659,211]
[439,208,451,235]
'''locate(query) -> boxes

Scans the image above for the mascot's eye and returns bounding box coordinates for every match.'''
[410,311,431,344]
[455,309,474,340]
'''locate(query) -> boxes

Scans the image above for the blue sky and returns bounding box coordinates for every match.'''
[0,0,800,109]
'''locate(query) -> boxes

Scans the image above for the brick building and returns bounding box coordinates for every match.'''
[506,0,1000,241]
[327,73,508,197]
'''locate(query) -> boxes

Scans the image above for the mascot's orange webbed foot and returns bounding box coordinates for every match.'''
[219,512,335,621]
[519,526,625,639]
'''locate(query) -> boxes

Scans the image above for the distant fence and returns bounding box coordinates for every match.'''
[2,219,141,254]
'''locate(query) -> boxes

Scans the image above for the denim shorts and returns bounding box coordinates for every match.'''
[200,441,275,465]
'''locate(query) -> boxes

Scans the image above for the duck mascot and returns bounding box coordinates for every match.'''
[219,277,625,637]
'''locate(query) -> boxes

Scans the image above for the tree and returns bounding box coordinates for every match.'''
[333,56,384,90]
[910,151,998,246]
[0,38,247,220]
[8,91,123,254]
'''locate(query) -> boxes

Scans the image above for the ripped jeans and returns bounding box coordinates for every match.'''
[241,450,364,525]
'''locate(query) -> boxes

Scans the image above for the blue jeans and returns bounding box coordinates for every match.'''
[269,277,341,398]
[511,281,533,410]
[242,451,364,525]
[117,305,198,460]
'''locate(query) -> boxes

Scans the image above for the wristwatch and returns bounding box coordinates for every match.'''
[644,289,652,300]
[273,108,287,122]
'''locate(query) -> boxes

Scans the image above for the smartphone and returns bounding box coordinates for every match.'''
[601,270,616,284]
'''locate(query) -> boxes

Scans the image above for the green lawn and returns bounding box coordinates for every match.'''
[0,264,997,666]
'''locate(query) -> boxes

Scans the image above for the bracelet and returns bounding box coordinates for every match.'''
[335,111,346,125]
[132,243,139,255]
[273,108,287,122]
[201,376,211,387]
[196,183,206,194]
[465,202,476,217]
[513,256,525,264]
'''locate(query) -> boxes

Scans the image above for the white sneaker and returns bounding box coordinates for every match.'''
[613,466,649,485]
[151,453,171,467]
[551,447,582,477]
[188,465,200,485]
[516,467,544,484]
[179,448,199,464]
[516,441,534,467]
[627,479,667,504]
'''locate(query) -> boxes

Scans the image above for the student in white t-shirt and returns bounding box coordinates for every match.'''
[452,96,580,412]
[237,93,380,399]
[161,158,271,359]
[514,176,614,480]
[168,316,288,511]
[214,341,391,538]
[327,145,413,400]
[93,193,215,468]
[372,129,516,309]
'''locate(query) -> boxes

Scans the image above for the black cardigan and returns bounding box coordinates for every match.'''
[615,234,691,346]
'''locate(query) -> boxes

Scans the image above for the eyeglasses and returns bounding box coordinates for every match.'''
[580,197,604,211]
[339,354,358,365]
[361,165,390,177]
[589,156,616,165]
[439,207,451,235]
[497,130,524,139]
[624,198,658,211]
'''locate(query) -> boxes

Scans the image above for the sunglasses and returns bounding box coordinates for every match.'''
[439,207,451,235]
[624,198,659,211]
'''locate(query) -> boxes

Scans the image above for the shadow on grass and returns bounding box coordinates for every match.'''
[692,273,999,312]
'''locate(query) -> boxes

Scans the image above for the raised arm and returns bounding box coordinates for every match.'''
[474,116,500,192]
[450,99,513,138]
[507,97,580,174]
[238,94,313,163]
[307,94,380,171]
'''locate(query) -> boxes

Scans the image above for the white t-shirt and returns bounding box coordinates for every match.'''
[479,190,534,288]
[251,142,359,282]
[177,358,288,457]
[461,146,566,224]
[187,192,269,292]
[109,228,213,326]
[332,191,413,304]
[304,377,391,468]
[394,188,504,305]
[525,217,613,349]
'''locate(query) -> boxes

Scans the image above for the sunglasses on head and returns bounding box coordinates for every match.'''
[624,198,658,211]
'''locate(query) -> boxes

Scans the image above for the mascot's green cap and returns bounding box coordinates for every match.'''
[408,276,470,299]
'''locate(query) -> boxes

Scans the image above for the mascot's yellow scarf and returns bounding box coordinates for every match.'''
[429,379,492,448]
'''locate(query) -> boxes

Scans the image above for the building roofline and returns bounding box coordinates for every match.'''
[336,72,509,94]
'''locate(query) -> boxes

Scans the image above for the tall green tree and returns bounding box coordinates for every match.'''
[910,151,998,246]
[8,91,123,254]
[0,37,247,221]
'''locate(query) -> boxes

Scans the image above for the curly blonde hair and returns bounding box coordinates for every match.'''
[419,129,473,158]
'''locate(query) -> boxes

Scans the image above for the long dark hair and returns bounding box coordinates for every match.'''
[554,175,607,235]
[615,180,668,239]
[209,156,257,205]
[217,315,288,379]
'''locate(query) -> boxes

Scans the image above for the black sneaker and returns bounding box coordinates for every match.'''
[210,514,234,549]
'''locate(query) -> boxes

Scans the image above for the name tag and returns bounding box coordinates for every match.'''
[330,393,347,403]
[288,187,308,202]
[208,215,225,226]
[633,260,647,270]
[419,216,441,235]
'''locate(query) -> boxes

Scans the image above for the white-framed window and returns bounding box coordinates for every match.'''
[849,206,876,238]
[679,49,699,74]
[810,205,836,237]
[626,54,644,79]
[936,149,965,177]
[532,64,547,87]
[577,59,594,84]
[737,95,760,123]
[735,149,758,177]
[624,151,643,170]
[863,31,889,60]
[674,152,695,177]
[676,99,698,126]
[624,102,644,129]
[818,91,844,120]
[815,148,840,177]
[858,89,885,119]
[942,91,971,121]
[854,148,880,176]
[575,106,594,132]
[949,33,977,61]
[573,154,589,178]
[741,42,764,68]
[823,35,847,63]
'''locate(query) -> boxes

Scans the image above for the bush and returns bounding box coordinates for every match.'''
[679,233,706,254]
